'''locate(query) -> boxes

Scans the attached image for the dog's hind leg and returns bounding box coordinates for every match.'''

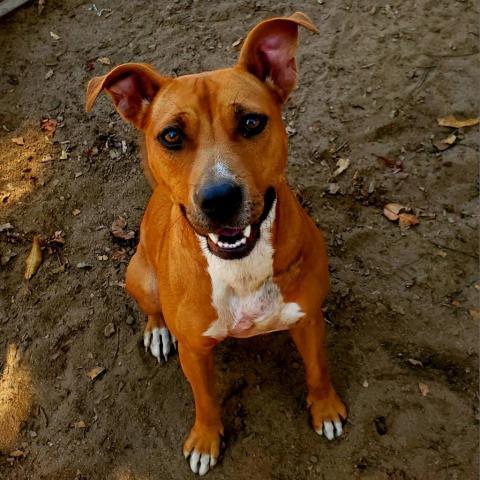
[126,245,176,363]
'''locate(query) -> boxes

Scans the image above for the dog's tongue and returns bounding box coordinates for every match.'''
[218,227,242,237]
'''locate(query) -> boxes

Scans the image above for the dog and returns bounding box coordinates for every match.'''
[86,12,347,476]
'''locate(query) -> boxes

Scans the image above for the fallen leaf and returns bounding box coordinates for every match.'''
[362,380,369,388]
[41,154,53,162]
[60,149,68,160]
[11,137,25,146]
[375,154,403,172]
[437,115,479,129]
[86,366,106,381]
[41,118,57,138]
[97,56,111,65]
[418,383,429,397]
[232,37,243,47]
[24,236,43,280]
[111,217,135,240]
[45,69,54,80]
[72,209,81,216]
[407,358,423,367]
[111,247,127,262]
[383,203,406,221]
[433,132,457,151]
[50,31,60,40]
[398,213,419,229]
[469,309,480,320]
[434,250,447,257]
[442,133,457,145]
[333,158,350,177]
[73,420,86,429]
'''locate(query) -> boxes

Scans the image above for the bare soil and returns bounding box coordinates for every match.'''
[0,1,479,479]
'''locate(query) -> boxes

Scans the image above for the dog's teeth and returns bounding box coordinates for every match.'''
[239,237,247,245]
[208,233,219,244]
[243,225,251,238]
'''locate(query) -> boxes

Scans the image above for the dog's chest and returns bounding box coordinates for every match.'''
[198,223,304,340]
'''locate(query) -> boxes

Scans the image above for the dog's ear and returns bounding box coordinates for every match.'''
[237,12,318,103]
[85,63,167,129]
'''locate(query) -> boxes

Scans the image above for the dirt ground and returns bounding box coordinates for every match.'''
[0,1,479,479]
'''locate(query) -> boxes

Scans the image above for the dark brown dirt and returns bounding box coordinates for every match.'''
[0,1,479,479]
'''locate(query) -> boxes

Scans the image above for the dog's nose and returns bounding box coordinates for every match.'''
[198,181,243,222]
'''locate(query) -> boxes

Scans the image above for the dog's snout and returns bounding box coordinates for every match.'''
[198,181,243,223]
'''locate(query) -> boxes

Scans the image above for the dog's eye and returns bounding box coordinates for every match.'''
[158,126,184,150]
[239,114,267,138]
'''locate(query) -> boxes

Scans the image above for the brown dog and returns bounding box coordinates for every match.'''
[86,12,347,476]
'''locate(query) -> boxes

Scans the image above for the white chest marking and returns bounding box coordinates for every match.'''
[197,202,304,340]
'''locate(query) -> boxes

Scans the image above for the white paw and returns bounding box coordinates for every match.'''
[316,420,343,440]
[143,327,177,363]
[185,450,217,476]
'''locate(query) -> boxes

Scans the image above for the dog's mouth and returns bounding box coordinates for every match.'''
[199,187,276,260]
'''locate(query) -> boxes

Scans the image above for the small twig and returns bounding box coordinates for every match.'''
[424,50,479,58]
[39,405,49,427]
[110,328,120,369]
[332,141,348,155]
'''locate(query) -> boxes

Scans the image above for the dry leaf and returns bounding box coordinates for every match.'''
[60,149,68,160]
[97,56,111,65]
[86,366,106,380]
[434,250,447,258]
[11,137,25,146]
[45,69,54,80]
[398,213,419,229]
[383,203,406,221]
[469,309,480,320]
[73,420,86,429]
[443,133,457,145]
[24,236,43,280]
[41,154,53,162]
[111,217,135,240]
[232,37,243,47]
[50,31,60,40]
[333,158,350,177]
[418,383,429,397]
[111,247,127,262]
[437,115,479,129]
[41,118,57,138]
[72,209,81,216]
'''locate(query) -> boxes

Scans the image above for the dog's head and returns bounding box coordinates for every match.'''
[86,12,317,260]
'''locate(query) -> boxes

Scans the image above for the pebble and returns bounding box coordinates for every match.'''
[104,322,116,338]
[126,315,135,326]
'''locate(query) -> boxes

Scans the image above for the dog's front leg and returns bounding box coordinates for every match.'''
[179,343,223,476]
[290,314,347,440]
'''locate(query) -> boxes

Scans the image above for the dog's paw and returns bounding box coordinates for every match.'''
[143,327,177,364]
[183,425,222,476]
[310,388,347,441]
